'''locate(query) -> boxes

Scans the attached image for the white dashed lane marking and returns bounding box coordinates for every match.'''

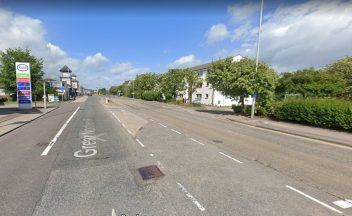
[189,138,205,146]
[219,152,243,164]
[158,123,167,128]
[177,182,206,212]
[136,139,145,147]
[171,129,182,135]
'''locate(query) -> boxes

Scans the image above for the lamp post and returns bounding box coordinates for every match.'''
[43,80,47,110]
[251,0,264,119]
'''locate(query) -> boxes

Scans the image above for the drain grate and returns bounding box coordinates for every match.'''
[138,165,164,180]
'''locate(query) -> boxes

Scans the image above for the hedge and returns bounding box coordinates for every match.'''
[272,99,352,131]
[232,105,251,115]
[141,91,162,101]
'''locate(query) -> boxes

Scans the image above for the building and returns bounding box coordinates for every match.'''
[180,55,253,107]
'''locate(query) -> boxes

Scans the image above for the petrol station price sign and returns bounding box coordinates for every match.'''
[16,62,32,109]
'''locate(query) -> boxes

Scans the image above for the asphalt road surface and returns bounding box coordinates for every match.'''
[0,95,351,216]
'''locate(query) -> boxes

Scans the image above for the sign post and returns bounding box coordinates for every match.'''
[16,62,32,109]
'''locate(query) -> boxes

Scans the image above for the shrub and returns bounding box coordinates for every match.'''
[0,97,8,105]
[272,99,352,131]
[231,105,251,115]
[176,98,183,104]
[141,91,162,101]
[192,102,201,107]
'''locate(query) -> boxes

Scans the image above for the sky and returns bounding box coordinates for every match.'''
[0,0,351,89]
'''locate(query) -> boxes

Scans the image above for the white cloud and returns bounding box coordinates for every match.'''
[0,9,148,89]
[209,0,352,72]
[205,24,229,45]
[168,54,202,68]
[228,2,258,22]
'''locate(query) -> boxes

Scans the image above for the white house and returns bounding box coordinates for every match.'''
[180,55,253,107]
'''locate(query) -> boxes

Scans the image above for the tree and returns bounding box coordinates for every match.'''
[207,57,278,114]
[324,56,352,100]
[184,68,202,103]
[275,68,346,99]
[0,48,44,99]
[160,69,186,101]
[98,88,107,95]
[133,73,161,98]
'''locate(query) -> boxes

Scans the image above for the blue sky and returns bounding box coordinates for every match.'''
[0,0,351,89]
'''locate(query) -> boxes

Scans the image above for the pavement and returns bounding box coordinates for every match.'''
[0,102,59,137]
[0,95,351,216]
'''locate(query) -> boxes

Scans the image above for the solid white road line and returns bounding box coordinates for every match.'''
[189,138,205,146]
[111,208,117,216]
[219,152,243,164]
[158,123,167,128]
[136,139,145,147]
[171,129,182,135]
[41,106,80,156]
[286,185,343,214]
[177,182,206,212]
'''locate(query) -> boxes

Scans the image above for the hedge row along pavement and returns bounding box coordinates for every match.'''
[272,99,352,131]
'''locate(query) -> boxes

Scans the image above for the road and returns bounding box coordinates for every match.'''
[0,95,351,216]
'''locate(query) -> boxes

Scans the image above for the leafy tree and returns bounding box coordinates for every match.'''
[160,69,186,101]
[32,81,58,101]
[324,56,352,100]
[109,85,123,95]
[98,88,107,95]
[207,57,278,114]
[133,73,161,98]
[184,68,202,103]
[275,68,346,99]
[0,48,44,100]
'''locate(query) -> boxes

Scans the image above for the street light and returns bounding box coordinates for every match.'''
[251,0,264,119]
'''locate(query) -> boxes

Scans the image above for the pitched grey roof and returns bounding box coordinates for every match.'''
[60,65,72,73]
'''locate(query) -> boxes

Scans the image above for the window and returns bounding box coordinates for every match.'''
[205,94,209,99]
[196,94,202,99]
[206,82,209,87]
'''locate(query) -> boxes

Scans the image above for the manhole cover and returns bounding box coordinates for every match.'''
[138,165,164,180]
[213,140,223,143]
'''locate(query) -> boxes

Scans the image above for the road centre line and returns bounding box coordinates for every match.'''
[158,123,167,128]
[189,138,205,146]
[177,182,206,212]
[136,139,145,147]
[121,123,126,128]
[171,129,182,135]
[286,185,343,214]
[127,129,133,135]
[41,106,80,156]
[219,152,243,164]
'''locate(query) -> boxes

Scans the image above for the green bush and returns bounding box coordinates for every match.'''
[272,99,352,130]
[231,105,251,115]
[192,102,201,107]
[176,98,183,104]
[141,91,162,101]
[0,97,8,105]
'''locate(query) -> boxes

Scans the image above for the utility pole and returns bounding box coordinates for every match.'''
[132,80,135,99]
[251,0,264,119]
[43,80,47,110]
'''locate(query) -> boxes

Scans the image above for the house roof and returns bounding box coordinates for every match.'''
[189,55,242,71]
[59,65,72,73]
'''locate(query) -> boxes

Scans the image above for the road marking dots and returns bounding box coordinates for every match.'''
[286,185,343,214]
[150,119,154,122]
[219,152,243,164]
[158,123,167,128]
[333,200,352,209]
[171,129,182,135]
[150,153,154,157]
[136,139,145,147]
[177,182,206,212]
[189,138,205,146]
[41,107,80,156]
